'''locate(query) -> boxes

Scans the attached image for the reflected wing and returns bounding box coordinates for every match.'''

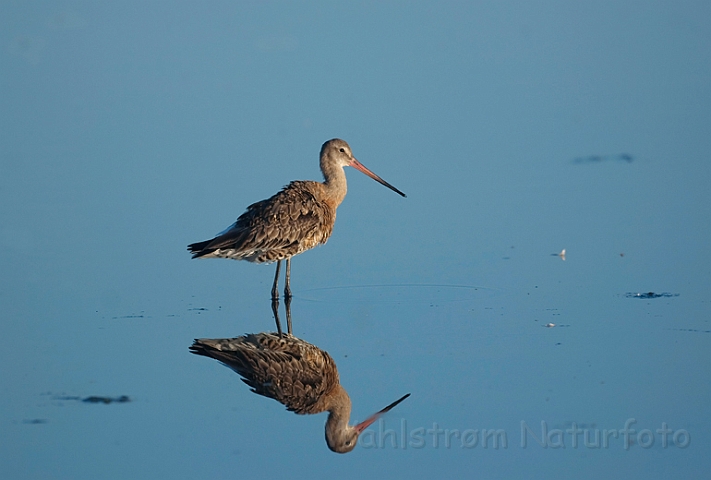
[190,333,339,414]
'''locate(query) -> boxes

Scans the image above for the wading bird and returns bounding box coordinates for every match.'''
[190,332,410,453]
[188,139,406,299]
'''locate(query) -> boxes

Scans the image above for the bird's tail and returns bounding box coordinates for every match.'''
[189,339,249,372]
[190,339,264,392]
[187,240,212,258]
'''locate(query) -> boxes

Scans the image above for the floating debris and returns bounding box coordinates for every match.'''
[625,292,679,299]
[572,153,634,164]
[544,323,556,328]
[550,249,566,261]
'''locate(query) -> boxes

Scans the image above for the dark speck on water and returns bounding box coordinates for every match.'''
[82,395,131,404]
[625,292,679,299]
[669,328,711,334]
[23,418,48,424]
[573,153,634,164]
[55,394,131,404]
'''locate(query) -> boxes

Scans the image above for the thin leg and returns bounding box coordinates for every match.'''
[271,260,282,300]
[284,293,293,336]
[284,257,292,299]
[271,297,284,337]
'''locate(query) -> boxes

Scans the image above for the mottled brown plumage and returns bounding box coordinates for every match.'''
[189,332,410,453]
[191,333,339,414]
[188,139,405,300]
[189,181,337,264]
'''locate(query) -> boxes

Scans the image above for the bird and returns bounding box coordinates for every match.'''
[189,332,410,453]
[188,139,406,300]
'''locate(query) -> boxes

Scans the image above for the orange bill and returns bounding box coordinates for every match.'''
[349,158,407,197]
[354,393,411,433]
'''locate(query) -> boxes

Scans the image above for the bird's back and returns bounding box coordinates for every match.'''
[188,181,336,263]
[190,333,340,415]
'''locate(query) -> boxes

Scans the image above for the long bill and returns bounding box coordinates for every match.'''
[353,393,411,434]
[349,158,407,197]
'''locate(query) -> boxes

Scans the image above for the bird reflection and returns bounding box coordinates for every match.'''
[271,294,292,337]
[190,332,410,453]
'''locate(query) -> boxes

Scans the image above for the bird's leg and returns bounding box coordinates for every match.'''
[271,260,282,300]
[271,296,284,337]
[284,257,292,299]
[285,292,293,336]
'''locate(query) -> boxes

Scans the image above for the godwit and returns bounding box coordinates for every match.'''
[188,139,406,300]
[189,333,410,453]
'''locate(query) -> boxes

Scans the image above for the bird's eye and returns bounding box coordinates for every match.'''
[345,440,351,446]
[339,148,345,153]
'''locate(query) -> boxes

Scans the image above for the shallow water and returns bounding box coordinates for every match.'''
[2,2,709,479]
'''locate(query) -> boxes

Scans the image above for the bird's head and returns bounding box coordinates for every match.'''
[325,393,411,454]
[320,138,406,197]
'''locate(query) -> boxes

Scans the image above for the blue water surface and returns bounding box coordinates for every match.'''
[1,2,709,479]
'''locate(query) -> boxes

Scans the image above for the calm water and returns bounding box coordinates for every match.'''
[1,2,709,479]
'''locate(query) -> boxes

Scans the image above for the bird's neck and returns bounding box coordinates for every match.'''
[325,385,352,432]
[321,159,348,207]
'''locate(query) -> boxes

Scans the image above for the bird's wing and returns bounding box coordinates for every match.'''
[202,182,334,259]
